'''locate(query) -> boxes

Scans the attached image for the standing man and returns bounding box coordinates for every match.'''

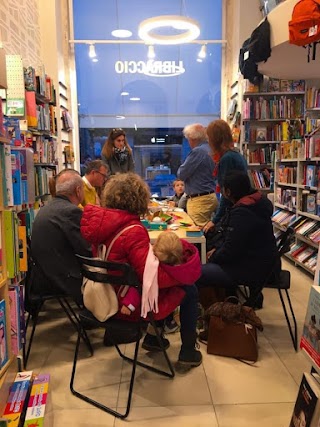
[82,160,109,206]
[177,123,218,227]
[31,169,92,303]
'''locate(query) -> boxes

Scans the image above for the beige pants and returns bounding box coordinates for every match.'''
[187,193,218,227]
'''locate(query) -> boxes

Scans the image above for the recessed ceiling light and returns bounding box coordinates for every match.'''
[92,58,98,62]
[130,97,140,101]
[116,115,125,120]
[197,58,203,63]
[121,91,129,96]
[111,29,132,38]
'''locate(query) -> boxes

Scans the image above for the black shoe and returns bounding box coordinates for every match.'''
[142,333,170,352]
[178,346,202,367]
[244,292,264,310]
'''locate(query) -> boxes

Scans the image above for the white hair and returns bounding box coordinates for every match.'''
[55,170,83,196]
[183,123,207,142]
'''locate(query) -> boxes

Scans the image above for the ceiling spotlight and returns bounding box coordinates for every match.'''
[197,58,203,63]
[116,115,125,120]
[130,97,140,101]
[198,44,207,59]
[92,58,98,63]
[147,45,155,59]
[88,44,96,58]
[138,15,200,45]
[111,29,133,38]
[121,91,129,96]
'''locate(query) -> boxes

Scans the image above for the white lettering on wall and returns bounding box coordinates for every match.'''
[114,60,185,77]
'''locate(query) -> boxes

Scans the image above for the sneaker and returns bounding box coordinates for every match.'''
[178,345,202,367]
[142,333,170,352]
[164,319,180,334]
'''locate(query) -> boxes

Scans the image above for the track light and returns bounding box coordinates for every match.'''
[88,44,97,58]
[198,44,207,59]
[147,45,155,59]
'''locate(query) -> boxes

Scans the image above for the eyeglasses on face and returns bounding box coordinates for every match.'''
[95,170,109,181]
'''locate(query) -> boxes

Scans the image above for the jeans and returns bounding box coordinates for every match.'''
[179,284,199,349]
[196,263,236,296]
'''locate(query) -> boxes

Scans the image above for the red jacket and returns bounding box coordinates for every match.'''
[81,205,201,320]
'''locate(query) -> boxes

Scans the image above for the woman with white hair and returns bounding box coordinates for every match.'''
[177,123,218,227]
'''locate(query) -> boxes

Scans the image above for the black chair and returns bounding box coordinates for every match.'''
[242,227,298,351]
[70,255,175,420]
[24,258,93,368]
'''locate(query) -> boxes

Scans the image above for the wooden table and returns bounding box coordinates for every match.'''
[148,211,207,264]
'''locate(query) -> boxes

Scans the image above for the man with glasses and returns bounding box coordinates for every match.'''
[82,160,109,206]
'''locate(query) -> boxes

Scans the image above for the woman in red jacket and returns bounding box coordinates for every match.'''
[81,172,202,368]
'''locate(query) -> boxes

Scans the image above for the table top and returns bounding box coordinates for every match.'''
[148,210,205,243]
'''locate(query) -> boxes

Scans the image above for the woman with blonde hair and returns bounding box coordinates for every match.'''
[101,128,134,175]
[203,119,247,234]
[81,173,202,368]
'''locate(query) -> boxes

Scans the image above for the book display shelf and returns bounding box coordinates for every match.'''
[265,79,320,276]
[242,77,305,194]
[59,81,75,169]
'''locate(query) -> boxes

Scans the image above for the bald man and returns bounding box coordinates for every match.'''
[30,169,92,302]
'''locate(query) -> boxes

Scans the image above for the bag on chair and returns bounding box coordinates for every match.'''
[206,298,261,363]
[81,225,141,322]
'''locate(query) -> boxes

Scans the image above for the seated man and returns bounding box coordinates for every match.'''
[30,169,92,304]
[82,160,109,206]
[197,170,280,307]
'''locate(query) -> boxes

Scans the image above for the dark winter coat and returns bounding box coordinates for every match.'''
[208,191,280,286]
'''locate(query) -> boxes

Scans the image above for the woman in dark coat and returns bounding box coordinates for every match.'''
[197,171,280,307]
[101,128,134,174]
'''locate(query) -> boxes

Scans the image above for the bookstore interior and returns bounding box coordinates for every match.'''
[1,0,320,425]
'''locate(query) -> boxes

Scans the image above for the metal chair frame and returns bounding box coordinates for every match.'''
[70,256,175,419]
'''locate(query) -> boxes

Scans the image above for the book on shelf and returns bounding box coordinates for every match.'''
[307,166,317,188]
[296,247,316,263]
[301,285,320,369]
[0,299,8,369]
[256,126,267,141]
[289,372,320,427]
[307,194,317,214]
[8,287,21,355]
[267,78,280,92]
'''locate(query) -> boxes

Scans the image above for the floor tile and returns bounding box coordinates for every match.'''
[215,402,294,427]
[45,408,116,426]
[114,405,218,426]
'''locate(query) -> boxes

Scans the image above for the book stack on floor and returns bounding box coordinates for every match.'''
[0,372,50,426]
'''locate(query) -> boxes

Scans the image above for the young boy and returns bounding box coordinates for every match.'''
[170,179,187,211]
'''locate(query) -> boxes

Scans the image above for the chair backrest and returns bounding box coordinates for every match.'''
[76,255,140,289]
[277,227,295,257]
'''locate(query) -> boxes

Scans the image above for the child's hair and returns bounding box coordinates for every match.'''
[153,231,183,265]
[173,179,184,188]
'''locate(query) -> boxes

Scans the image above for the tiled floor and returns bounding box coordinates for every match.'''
[27,259,313,426]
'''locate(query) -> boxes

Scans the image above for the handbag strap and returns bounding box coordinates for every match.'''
[99,224,144,260]
[236,324,258,366]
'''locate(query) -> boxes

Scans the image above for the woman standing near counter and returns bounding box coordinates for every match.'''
[101,128,134,174]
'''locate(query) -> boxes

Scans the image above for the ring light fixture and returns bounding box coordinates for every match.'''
[138,15,200,45]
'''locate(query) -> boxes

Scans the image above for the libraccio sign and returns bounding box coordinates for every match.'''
[114,60,185,77]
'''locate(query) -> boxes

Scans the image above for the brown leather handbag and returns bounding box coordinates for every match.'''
[206,298,260,363]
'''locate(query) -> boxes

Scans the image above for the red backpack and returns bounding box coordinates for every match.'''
[289,0,320,46]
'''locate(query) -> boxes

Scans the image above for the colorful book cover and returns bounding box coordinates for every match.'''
[306,165,317,188]
[23,374,50,427]
[4,145,14,207]
[301,286,320,369]
[3,371,33,427]
[18,226,27,272]
[307,194,317,214]
[289,372,320,427]
[19,285,26,348]
[11,152,22,206]
[3,210,19,278]
[0,299,8,369]
[256,126,267,141]
[8,287,21,355]
[268,77,280,92]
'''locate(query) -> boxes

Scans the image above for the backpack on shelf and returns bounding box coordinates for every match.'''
[238,18,271,84]
[289,0,320,61]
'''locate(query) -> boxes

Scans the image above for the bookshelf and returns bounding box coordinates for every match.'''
[241,78,305,194]
[58,81,74,169]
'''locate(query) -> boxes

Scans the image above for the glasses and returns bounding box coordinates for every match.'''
[96,170,109,181]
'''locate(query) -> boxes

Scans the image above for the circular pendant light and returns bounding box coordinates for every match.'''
[138,15,200,45]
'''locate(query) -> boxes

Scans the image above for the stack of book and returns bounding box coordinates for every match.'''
[276,188,297,209]
[248,169,271,189]
[272,209,297,226]
[242,96,304,120]
[278,165,297,184]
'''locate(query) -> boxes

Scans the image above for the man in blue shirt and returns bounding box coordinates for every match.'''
[177,123,218,227]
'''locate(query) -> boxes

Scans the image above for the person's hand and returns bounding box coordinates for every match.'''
[206,248,216,261]
[203,221,215,234]
[121,305,132,316]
